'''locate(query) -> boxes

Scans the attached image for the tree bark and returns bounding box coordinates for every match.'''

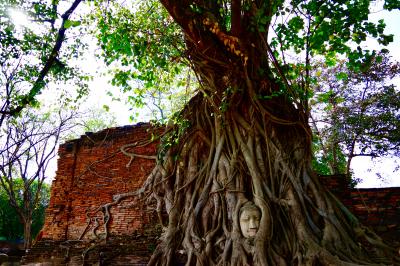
[23,217,32,250]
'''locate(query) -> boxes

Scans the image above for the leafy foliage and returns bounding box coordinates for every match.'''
[0,179,49,241]
[271,0,394,62]
[92,0,195,122]
[311,135,347,176]
[0,0,88,124]
[268,0,398,114]
[311,52,400,178]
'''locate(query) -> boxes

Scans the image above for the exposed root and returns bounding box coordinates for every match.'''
[76,134,164,242]
[136,91,399,265]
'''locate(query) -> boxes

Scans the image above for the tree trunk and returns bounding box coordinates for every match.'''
[133,2,399,265]
[23,217,32,250]
[346,155,354,181]
[22,188,33,249]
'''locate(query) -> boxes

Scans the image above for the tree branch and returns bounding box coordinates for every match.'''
[231,0,241,36]
[4,0,83,116]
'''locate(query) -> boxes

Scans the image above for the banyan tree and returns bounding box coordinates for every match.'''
[95,0,400,265]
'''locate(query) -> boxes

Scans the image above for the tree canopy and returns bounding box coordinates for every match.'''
[311,52,400,179]
[0,179,49,241]
[92,0,195,122]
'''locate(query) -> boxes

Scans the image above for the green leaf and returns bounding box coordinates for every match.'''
[64,19,81,29]
[335,72,348,81]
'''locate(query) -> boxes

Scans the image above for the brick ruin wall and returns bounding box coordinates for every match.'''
[22,123,400,265]
[42,123,163,242]
[319,175,400,245]
[22,124,163,265]
[347,187,400,245]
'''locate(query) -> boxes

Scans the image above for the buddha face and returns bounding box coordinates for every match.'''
[239,203,261,238]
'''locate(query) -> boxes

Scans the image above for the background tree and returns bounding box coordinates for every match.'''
[92,0,400,265]
[0,179,50,241]
[73,107,118,135]
[311,52,400,181]
[92,0,195,123]
[0,0,86,126]
[0,108,76,249]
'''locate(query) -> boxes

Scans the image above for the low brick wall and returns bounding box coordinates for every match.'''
[349,187,400,246]
[320,175,400,247]
[21,231,160,266]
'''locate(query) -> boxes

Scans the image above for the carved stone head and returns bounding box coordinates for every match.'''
[239,202,261,239]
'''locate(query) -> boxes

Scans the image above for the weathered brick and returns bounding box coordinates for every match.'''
[41,123,162,241]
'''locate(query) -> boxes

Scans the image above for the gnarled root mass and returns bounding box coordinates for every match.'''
[80,87,399,265]
[79,72,399,264]
[135,91,399,266]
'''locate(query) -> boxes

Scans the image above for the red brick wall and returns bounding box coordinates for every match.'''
[42,123,162,241]
[348,187,400,245]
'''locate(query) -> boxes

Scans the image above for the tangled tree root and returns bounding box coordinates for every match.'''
[80,93,399,265]
[140,93,399,265]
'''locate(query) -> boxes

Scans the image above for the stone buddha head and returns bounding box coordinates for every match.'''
[239,202,261,239]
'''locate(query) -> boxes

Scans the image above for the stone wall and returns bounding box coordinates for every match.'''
[22,124,400,265]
